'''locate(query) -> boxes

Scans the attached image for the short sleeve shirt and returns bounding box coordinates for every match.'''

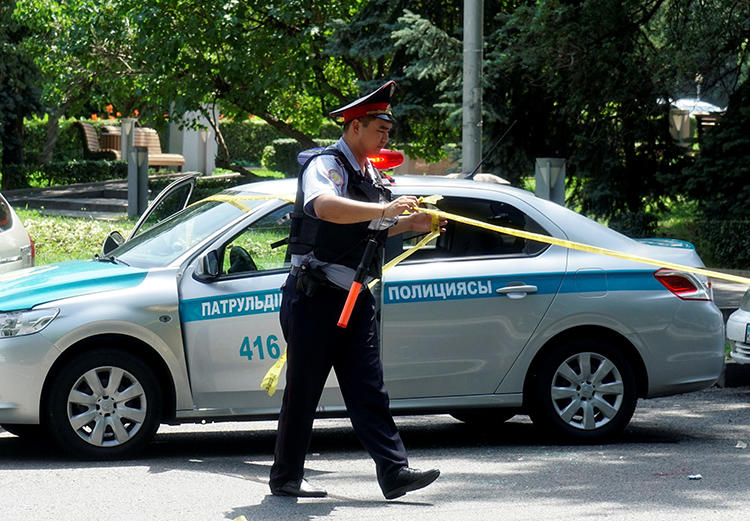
[293,138,395,288]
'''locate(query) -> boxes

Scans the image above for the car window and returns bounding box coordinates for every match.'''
[132,182,194,239]
[113,200,246,267]
[0,198,12,232]
[218,204,293,276]
[393,196,550,261]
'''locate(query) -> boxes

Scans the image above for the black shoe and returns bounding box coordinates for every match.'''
[271,478,327,497]
[381,467,440,500]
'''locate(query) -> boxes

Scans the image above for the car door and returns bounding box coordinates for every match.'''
[128,174,199,239]
[380,192,568,399]
[177,202,308,411]
[101,174,199,255]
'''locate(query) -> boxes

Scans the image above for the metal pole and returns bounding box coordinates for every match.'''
[462,0,483,175]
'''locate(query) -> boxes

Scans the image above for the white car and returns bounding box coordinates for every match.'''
[0,174,725,459]
[0,192,34,274]
[726,289,750,363]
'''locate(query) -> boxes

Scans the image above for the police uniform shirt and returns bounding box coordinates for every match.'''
[292,138,395,289]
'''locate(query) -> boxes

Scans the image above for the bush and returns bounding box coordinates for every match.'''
[692,220,750,269]
[1,160,127,189]
[219,119,285,166]
[261,138,336,177]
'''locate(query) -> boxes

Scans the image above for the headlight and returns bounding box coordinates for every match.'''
[0,308,59,337]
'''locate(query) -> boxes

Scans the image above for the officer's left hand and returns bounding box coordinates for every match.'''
[408,212,446,233]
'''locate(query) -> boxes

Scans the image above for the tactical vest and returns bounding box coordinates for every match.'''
[288,149,392,277]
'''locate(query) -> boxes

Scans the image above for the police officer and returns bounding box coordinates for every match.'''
[269,81,440,499]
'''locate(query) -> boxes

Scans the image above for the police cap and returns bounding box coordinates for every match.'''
[329,81,396,123]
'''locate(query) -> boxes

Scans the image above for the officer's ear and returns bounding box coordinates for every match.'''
[349,118,362,135]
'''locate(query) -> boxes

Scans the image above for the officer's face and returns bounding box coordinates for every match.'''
[358,118,392,155]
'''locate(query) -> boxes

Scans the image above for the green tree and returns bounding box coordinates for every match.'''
[392,0,749,234]
[685,80,750,217]
[0,0,41,189]
[16,0,152,166]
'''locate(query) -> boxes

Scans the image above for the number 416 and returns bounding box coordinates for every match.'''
[240,335,281,360]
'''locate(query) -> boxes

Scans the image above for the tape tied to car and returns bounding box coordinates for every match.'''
[413,205,750,286]
[195,193,296,212]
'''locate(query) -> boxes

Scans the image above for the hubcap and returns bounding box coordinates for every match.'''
[66,366,147,447]
[550,352,624,430]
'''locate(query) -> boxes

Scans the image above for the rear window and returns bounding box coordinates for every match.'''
[0,198,12,232]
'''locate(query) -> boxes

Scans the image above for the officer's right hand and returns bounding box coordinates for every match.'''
[383,196,418,218]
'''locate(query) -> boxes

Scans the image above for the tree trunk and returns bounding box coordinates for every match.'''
[41,106,69,164]
[0,115,26,191]
[261,112,318,149]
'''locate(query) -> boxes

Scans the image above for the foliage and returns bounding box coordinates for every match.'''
[0,0,42,186]
[219,119,286,167]
[692,220,750,269]
[480,0,749,235]
[326,0,463,161]
[261,138,336,177]
[684,80,750,218]
[1,160,127,189]
[9,0,750,242]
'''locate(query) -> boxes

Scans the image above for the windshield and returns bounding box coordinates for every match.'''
[110,195,270,268]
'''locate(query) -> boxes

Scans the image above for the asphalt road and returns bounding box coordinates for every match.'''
[2,385,749,521]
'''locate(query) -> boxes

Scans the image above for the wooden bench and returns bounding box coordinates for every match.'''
[74,121,120,161]
[75,121,185,170]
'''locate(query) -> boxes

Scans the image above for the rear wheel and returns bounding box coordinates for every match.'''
[45,349,163,459]
[528,338,637,442]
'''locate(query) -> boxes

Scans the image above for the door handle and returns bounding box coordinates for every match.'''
[496,284,538,298]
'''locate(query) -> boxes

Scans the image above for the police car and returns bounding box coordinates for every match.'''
[0,173,725,458]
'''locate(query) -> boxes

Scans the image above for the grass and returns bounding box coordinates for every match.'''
[17,209,135,265]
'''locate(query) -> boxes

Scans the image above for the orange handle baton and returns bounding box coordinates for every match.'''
[337,281,363,328]
[337,238,378,328]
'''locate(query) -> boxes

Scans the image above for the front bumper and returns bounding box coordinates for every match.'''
[0,333,58,424]
[727,308,750,364]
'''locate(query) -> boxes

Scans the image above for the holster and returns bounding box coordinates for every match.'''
[295,263,329,297]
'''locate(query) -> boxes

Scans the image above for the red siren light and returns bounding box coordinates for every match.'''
[368,149,404,170]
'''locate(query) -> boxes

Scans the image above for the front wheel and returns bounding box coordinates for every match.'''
[45,349,163,459]
[528,339,637,442]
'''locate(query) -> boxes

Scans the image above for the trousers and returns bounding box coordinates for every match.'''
[269,274,408,488]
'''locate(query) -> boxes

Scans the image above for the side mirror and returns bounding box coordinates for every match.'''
[102,231,125,255]
[194,250,220,282]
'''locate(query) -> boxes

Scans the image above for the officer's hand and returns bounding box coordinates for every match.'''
[383,196,418,218]
[408,212,446,233]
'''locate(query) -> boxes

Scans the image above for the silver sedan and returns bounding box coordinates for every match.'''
[0,192,34,274]
[0,175,725,458]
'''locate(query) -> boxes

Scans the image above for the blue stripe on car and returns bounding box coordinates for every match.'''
[384,270,662,304]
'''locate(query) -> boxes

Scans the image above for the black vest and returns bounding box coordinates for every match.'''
[288,149,392,277]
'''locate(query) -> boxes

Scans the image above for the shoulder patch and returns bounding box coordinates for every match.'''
[326,168,345,186]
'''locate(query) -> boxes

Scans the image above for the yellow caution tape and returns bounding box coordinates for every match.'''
[414,205,750,285]
[260,351,288,396]
[195,193,296,212]
[253,191,748,396]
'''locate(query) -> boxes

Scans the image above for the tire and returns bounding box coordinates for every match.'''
[450,409,516,426]
[0,423,47,441]
[528,338,637,442]
[45,349,163,459]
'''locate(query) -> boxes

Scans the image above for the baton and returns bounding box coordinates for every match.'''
[337,238,379,328]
